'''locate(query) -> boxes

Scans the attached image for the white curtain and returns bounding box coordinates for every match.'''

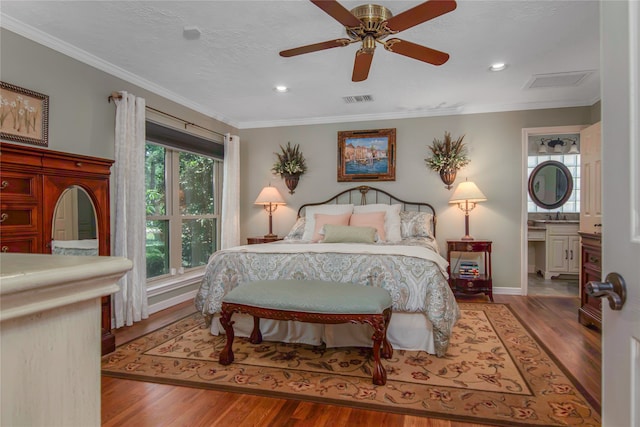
[113,91,149,328]
[221,133,240,249]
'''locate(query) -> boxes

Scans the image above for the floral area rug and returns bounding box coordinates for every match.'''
[101,303,600,426]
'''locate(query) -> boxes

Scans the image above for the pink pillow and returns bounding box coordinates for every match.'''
[312,213,351,242]
[349,212,386,241]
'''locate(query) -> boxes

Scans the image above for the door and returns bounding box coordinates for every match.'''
[601,2,640,426]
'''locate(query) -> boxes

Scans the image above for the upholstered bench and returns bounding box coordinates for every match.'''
[218,279,393,385]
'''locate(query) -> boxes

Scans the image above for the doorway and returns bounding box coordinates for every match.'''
[521,125,586,297]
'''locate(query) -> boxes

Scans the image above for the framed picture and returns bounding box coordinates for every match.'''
[338,128,396,182]
[0,82,49,147]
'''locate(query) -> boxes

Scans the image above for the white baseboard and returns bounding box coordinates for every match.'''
[493,287,524,296]
[148,289,198,315]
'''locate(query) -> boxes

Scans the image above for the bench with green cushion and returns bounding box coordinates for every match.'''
[218,279,393,385]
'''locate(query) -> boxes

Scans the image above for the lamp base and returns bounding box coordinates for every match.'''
[263,233,277,238]
[460,235,474,241]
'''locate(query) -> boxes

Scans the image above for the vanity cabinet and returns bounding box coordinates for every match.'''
[542,223,580,279]
[0,142,115,354]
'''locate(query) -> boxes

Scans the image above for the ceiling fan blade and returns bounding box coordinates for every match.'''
[384,38,449,66]
[352,49,374,82]
[311,0,362,28]
[280,38,352,57]
[384,0,457,32]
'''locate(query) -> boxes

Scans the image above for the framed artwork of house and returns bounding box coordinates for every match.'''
[337,128,396,182]
[0,81,49,147]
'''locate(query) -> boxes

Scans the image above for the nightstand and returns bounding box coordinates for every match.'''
[447,240,493,301]
[247,236,283,245]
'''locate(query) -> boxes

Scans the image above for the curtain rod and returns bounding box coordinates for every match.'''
[108,92,226,138]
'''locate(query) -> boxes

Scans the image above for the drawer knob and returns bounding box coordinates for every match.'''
[0,213,8,223]
[75,162,83,167]
[1,246,8,252]
[0,180,8,190]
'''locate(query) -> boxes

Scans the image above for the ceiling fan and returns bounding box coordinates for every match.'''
[279,0,457,82]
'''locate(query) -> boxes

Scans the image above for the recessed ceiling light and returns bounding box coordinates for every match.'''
[489,63,507,72]
[274,85,289,93]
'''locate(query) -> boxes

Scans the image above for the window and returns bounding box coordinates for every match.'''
[145,122,223,280]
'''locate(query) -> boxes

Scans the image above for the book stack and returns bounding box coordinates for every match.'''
[459,261,480,278]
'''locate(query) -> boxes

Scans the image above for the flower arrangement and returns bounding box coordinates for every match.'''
[271,142,307,176]
[425,132,470,172]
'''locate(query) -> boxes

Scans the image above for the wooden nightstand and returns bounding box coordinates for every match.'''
[247,236,283,245]
[447,240,493,301]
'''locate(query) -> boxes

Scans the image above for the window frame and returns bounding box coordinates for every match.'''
[145,121,224,283]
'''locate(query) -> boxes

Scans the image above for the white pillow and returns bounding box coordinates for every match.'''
[353,204,402,242]
[302,204,354,241]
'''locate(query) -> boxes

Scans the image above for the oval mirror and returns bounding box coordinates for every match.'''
[51,186,99,256]
[528,160,574,209]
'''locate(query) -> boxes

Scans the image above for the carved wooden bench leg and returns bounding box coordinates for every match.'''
[218,307,235,365]
[381,308,393,359]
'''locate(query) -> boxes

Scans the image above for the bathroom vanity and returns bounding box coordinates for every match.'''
[528,220,580,280]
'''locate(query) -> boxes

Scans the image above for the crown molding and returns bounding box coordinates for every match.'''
[1,14,600,132]
[0,14,239,129]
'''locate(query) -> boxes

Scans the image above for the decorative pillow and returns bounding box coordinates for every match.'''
[302,204,354,241]
[321,224,376,243]
[400,211,435,239]
[311,212,352,242]
[284,217,306,240]
[353,204,402,242]
[349,211,386,241]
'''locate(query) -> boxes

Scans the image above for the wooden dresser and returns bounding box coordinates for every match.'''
[0,142,116,353]
[578,232,602,329]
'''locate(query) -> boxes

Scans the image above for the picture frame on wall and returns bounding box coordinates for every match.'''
[337,128,396,182]
[0,81,49,147]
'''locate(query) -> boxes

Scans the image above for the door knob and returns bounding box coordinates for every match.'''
[586,272,627,310]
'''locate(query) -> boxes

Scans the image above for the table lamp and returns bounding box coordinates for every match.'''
[254,185,286,238]
[449,180,487,241]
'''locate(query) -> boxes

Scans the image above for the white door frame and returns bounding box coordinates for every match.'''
[520,125,587,296]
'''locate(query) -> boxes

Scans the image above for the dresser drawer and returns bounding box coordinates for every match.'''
[42,156,112,175]
[582,246,601,272]
[0,235,40,253]
[0,172,39,202]
[0,204,39,232]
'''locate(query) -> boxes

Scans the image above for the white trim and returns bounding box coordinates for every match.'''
[520,125,587,296]
[0,14,238,128]
[629,0,640,244]
[149,289,198,315]
[147,271,204,298]
[1,14,600,131]
[493,287,525,296]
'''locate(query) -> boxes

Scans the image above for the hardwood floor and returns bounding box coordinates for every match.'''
[102,295,601,427]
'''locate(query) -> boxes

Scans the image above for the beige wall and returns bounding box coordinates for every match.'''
[1,27,599,293]
[0,29,236,158]
[240,107,597,290]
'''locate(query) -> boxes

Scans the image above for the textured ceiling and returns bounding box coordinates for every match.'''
[0,1,600,129]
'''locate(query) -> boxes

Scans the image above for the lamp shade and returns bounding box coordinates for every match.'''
[449,181,487,204]
[254,186,286,205]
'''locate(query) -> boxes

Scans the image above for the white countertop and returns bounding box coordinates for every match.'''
[0,253,132,321]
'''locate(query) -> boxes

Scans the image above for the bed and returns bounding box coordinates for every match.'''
[195,186,460,357]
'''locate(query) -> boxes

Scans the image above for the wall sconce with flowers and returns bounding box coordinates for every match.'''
[271,142,308,194]
[425,132,470,189]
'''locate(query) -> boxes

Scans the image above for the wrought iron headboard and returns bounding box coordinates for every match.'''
[297,185,437,238]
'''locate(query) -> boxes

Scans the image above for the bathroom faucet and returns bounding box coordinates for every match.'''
[555,211,561,220]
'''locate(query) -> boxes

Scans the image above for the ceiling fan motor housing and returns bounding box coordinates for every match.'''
[348,4,394,42]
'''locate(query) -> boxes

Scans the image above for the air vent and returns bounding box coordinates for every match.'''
[342,94,374,104]
[525,71,594,89]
